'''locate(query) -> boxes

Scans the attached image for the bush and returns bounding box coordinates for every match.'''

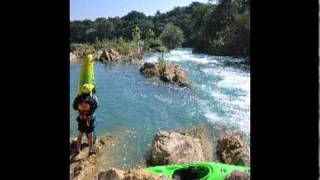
[70,43,95,57]
[157,53,166,73]
[98,38,134,55]
[149,38,162,48]
[70,44,79,52]
[143,41,151,51]
[115,38,131,55]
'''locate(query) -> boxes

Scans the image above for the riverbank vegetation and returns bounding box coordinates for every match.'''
[70,0,249,58]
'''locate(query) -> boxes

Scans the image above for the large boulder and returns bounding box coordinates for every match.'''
[140,62,160,78]
[109,49,121,61]
[148,131,205,165]
[160,64,176,82]
[94,50,103,61]
[104,50,111,61]
[159,64,189,87]
[98,168,125,180]
[100,49,122,62]
[224,171,250,180]
[98,168,169,180]
[173,65,188,87]
[216,134,250,166]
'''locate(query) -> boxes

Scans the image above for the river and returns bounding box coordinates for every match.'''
[70,48,250,169]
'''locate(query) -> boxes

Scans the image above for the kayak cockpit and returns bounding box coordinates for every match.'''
[172,166,210,180]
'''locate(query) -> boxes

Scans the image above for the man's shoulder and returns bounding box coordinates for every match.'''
[88,94,98,103]
[76,94,98,102]
[93,94,98,99]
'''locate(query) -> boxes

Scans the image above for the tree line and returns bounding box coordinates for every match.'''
[70,0,250,57]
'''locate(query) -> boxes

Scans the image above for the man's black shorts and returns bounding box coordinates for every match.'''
[77,116,96,134]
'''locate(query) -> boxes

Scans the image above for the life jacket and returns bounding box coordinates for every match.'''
[73,93,98,126]
[78,102,92,121]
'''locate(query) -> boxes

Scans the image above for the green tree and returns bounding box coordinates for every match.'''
[138,19,155,39]
[122,11,147,22]
[70,21,88,43]
[190,2,214,52]
[85,28,98,43]
[94,18,115,40]
[190,0,250,57]
[131,26,141,41]
[145,29,155,41]
[222,10,250,56]
[159,23,184,50]
[69,0,250,57]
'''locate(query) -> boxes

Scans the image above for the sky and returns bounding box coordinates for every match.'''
[70,0,210,21]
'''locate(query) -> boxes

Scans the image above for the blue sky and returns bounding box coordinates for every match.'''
[70,0,210,21]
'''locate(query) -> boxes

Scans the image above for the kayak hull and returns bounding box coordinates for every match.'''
[77,54,96,95]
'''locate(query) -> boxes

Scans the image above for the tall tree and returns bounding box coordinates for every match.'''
[94,18,116,40]
[145,29,155,41]
[159,23,184,49]
[132,26,141,41]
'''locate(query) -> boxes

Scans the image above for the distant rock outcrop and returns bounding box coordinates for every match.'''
[140,62,189,87]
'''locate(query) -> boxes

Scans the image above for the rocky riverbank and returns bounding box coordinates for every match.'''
[70,135,117,180]
[70,52,78,64]
[69,41,169,65]
[70,127,250,180]
[98,168,170,180]
[70,41,145,65]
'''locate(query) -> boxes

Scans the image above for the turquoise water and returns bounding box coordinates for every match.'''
[70,48,250,168]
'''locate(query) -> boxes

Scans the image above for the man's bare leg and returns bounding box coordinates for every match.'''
[87,132,95,154]
[76,132,83,153]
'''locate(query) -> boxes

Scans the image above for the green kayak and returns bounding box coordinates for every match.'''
[77,54,96,95]
[144,162,250,180]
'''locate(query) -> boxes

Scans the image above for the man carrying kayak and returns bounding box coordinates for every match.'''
[73,83,99,155]
[73,54,99,155]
